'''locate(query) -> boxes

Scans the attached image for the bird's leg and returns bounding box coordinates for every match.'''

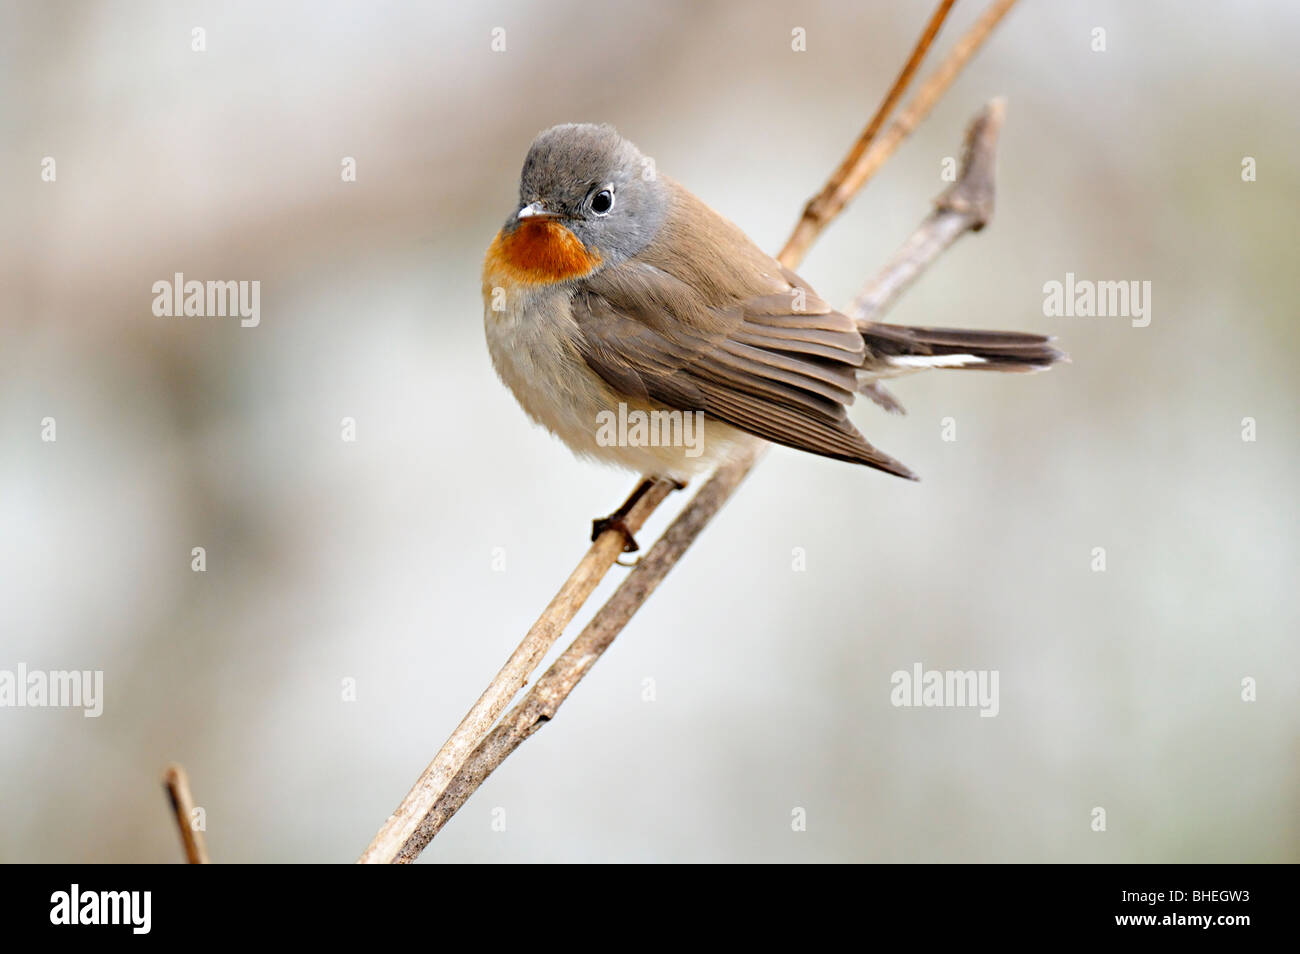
[591,476,688,554]
[591,478,654,553]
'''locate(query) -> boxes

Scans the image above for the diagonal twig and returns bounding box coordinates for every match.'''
[779,0,957,267]
[357,477,676,863]
[781,0,1020,269]
[394,452,762,857]
[163,763,209,864]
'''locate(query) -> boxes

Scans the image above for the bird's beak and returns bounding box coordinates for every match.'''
[517,202,561,221]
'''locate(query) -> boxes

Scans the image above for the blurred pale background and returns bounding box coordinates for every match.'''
[1,0,1296,863]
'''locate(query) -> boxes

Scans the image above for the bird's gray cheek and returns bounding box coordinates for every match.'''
[594,214,651,266]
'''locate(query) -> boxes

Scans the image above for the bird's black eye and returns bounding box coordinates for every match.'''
[590,189,614,215]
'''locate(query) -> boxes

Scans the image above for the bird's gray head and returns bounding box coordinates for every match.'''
[509,123,668,267]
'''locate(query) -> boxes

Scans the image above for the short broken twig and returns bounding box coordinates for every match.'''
[162,762,209,864]
[849,96,1006,322]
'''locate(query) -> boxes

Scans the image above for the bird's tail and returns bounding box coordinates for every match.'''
[856,322,1066,413]
[862,323,1065,373]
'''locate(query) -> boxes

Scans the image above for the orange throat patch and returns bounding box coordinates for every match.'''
[483,220,602,288]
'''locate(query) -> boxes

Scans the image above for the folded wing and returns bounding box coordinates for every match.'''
[571,262,918,479]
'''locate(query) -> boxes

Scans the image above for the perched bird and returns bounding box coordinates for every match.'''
[483,124,1062,542]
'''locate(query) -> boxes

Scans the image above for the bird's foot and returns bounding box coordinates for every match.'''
[591,476,687,558]
[591,513,640,553]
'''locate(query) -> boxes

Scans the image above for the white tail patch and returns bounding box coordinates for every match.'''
[888,354,987,369]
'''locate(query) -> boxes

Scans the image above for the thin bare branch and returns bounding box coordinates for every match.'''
[395,452,762,858]
[162,763,209,864]
[781,0,1019,269]
[779,0,957,267]
[358,477,677,864]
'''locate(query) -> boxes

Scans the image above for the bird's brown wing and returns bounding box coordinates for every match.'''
[571,261,917,479]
